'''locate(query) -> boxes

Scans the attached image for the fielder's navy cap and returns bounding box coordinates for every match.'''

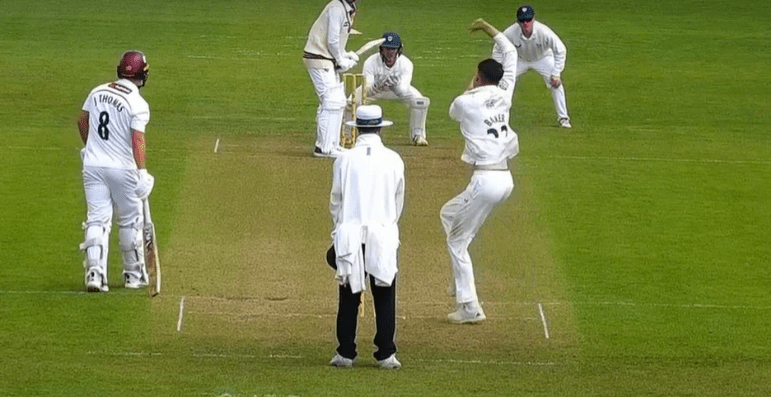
[517,5,535,21]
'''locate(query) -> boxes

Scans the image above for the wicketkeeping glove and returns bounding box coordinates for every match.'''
[135,169,155,200]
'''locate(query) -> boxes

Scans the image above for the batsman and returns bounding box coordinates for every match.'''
[344,32,430,146]
[303,0,360,158]
[78,51,155,293]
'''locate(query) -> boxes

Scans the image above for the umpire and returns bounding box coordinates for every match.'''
[327,105,405,369]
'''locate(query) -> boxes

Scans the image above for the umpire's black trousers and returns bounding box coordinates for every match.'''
[327,246,397,361]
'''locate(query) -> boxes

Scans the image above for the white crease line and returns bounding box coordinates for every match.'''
[187,311,539,321]
[3,146,768,165]
[412,358,557,366]
[177,296,186,332]
[538,303,550,339]
[543,301,771,310]
[2,291,770,310]
[86,351,556,366]
[214,138,220,153]
[552,155,771,165]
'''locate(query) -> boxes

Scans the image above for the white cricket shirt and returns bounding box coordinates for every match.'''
[304,0,356,65]
[362,53,413,94]
[81,79,149,170]
[450,33,519,166]
[330,133,405,291]
[495,20,567,75]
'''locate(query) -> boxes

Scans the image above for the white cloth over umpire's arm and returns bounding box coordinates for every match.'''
[330,134,405,293]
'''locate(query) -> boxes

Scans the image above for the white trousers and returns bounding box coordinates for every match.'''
[516,56,570,121]
[306,65,346,153]
[83,167,142,229]
[440,170,514,304]
[82,167,143,274]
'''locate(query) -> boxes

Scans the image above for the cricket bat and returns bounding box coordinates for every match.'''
[355,38,386,56]
[143,198,161,297]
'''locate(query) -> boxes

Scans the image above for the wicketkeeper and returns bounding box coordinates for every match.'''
[344,32,430,146]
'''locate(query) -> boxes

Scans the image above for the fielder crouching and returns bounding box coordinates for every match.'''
[344,32,430,146]
[327,105,404,369]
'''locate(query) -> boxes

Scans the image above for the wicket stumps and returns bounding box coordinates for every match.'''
[341,73,366,148]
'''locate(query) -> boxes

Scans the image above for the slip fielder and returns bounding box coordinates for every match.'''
[494,5,572,128]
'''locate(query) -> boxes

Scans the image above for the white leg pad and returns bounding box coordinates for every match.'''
[80,223,110,271]
[408,97,430,139]
[316,83,347,153]
[119,224,147,279]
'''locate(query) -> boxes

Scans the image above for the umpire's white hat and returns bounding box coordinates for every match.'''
[345,105,394,128]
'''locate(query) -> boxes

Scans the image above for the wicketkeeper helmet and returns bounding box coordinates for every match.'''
[517,5,535,21]
[380,32,403,53]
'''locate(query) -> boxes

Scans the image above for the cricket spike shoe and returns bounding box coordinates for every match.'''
[329,354,355,368]
[447,302,486,324]
[85,268,109,293]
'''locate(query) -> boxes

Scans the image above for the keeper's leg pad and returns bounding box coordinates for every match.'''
[408,97,430,138]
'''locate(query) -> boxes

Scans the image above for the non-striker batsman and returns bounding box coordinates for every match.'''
[78,51,155,292]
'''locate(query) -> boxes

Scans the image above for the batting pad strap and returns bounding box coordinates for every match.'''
[123,261,144,273]
[409,97,430,109]
[79,238,100,251]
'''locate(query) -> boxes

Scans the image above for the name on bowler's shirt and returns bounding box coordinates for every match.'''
[484,114,506,127]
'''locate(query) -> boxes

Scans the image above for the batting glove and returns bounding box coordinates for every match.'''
[337,57,357,73]
[135,169,155,200]
[345,51,359,63]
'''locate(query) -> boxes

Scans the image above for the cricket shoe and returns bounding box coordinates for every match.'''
[85,269,109,293]
[313,146,348,158]
[447,302,486,324]
[124,272,148,289]
[412,136,428,146]
[558,118,572,128]
[329,354,355,368]
[376,354,402,369]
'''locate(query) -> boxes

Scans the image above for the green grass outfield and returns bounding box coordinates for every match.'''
[1,0,770,396]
